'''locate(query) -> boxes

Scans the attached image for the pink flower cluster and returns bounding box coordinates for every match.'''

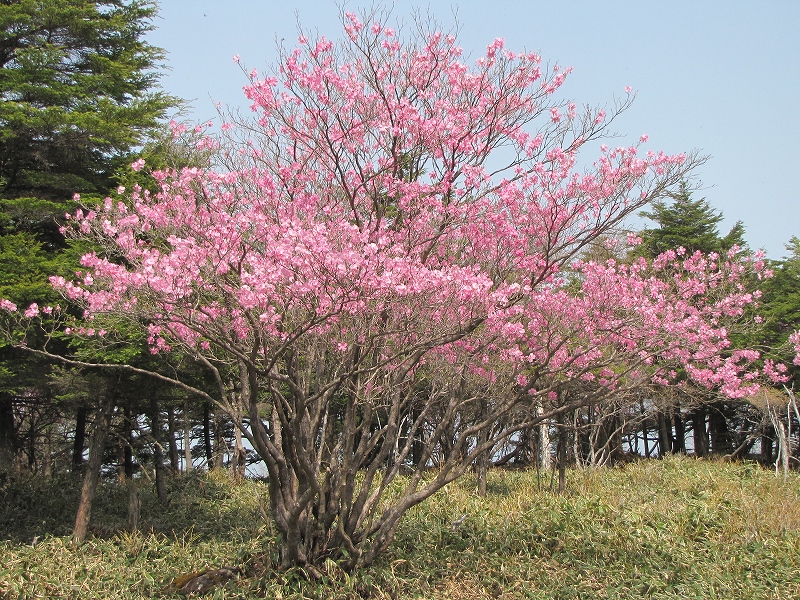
[35,18,779,403]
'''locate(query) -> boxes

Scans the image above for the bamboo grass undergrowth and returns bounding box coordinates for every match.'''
[1,456,799,599]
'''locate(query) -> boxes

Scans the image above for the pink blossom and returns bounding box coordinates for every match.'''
[594,110,606,124]
[131,158,146,172]
[626,232,643,246]
[48,17,759,423]
[791,331,800,366]
[0,298,17,312]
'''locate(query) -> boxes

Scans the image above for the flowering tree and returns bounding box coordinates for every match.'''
[0,10,779,569]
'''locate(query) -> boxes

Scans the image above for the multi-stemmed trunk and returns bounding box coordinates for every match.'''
[232,347,528,570]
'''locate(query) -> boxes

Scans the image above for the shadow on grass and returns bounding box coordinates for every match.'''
[0,470,270,545]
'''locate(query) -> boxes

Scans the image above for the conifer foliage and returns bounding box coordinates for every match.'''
[0,0,172,208]
[0,1,174,478]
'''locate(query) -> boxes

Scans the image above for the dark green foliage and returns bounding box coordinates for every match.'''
[0,1,178,476]
[0,0,174,213]
[762,237,800,337]
[637,182,746,258]
[0,0,176,310]
[758,237,800,384]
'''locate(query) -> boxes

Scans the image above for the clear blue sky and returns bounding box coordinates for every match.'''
[147,1,800,259]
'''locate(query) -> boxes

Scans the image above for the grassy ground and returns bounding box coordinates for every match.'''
[2,457,800,599]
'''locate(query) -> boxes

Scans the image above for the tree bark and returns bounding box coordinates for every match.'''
[149,398,167,503]
[761,426,775,464]
[203,401,213,468]
[475,398,489,496]
[167,405,180,473]
[42,425,52,476]
[672,406,686,453]
[691,408,708,457]
[657,411,673,457]
[73,397,114,544]
[641,401,651,458]
[708,403,732,454]
[538,405,551,471]
[213,410,226,470]
[127,480,141,532]
[118,402,134,481]
[232,419,246,481]
[556,411,568,494]
[410,404,424,467]
[72,404,87,473]
[183,399,193,472]
[0,393,17,474]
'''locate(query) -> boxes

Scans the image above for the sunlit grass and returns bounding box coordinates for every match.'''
[2,457,800,598]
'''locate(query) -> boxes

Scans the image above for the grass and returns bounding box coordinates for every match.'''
[2,457,800,598]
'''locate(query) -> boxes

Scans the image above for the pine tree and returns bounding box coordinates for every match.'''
[0,0,176,474]
[0,0,174,215]
[637,182,746,258]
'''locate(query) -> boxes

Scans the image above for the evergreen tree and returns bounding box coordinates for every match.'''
[637,182,746,258]
[635,184,750,457]
[0,0,174,214]
[759,237,800,385]
[0,0,176,474]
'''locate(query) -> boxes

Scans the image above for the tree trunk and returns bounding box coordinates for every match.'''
[641,400,651,458]
[167,405,180,473]
[124,436,134,478]
[475,398,489,496]
[203,401,213,468]
[118,402,134,481]
[127,480,141,532]
[72,404,87,473]
[767,406,790,478]
[708,403,732,454]
[761,426,775,464]
[149,398,167,503]
[213,411,226,470]
[538,405,551,471]
[691,408,708,457]
[42,425,53,476]
[232,419,246,481]
[672,406,686,453]
[411,404,424,467]
[73,397,115,545]
[556,412,567,494]
[657,411,673,457]
[0,393,17,474]
[183,399,193,472]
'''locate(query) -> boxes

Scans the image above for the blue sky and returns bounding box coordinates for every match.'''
[147,1,800,259]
